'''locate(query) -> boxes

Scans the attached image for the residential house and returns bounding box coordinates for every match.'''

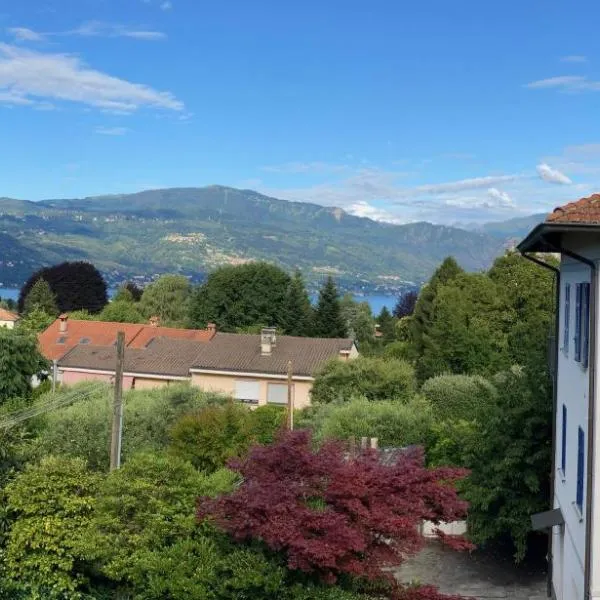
[518,193,600,600]
[56,326,357,406]
[0,308,19,329]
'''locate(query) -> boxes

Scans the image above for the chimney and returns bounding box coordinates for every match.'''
[339,349,351,361]
[261,327,277,356]
[207,322,217,336]
[59,314,68,333]
[149,316,160,327]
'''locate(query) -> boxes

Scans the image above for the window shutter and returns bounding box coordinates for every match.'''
[564,284,571,356]
[577,426,585,512]
[582,283,591,369]
[561,404,567,474]
[575,284,582,363]
[235,380,261,404]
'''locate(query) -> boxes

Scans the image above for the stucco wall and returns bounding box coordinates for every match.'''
[191,372,313,409]
[60,370,134,389]
[133,377,172,390]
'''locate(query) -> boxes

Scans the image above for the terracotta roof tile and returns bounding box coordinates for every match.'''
[0,308,19,322]
[546,193,600,224]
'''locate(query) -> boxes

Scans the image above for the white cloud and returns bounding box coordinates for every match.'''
[261,161,349,174]
[536,163,572,185]
[70,21,166,40]
[412,174,522,195]
[161,1,173,10]
[560,55,587,63]
[0,43,183,112]
[526,75,600,93]
[487,187,514,207]
[7,27,45,42]
[345,201,406,224]
[95,126,129,135]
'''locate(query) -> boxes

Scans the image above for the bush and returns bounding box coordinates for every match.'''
[169,402,254,473]
[308,395,432,448]
[3,456,100,598]
[32,383,228,470]
[249,404,286,444]
[420,374,498,422]
[311,357,417,404]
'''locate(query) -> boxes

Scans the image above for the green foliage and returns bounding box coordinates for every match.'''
[282,270,314,336]
[23,278,58,317]
[32,383,228,470]
[3,456,100,599]
[340,294,375,343]
[66,309,95,321]
[313,276,347,338]
[308,395,433,448]
[376,306,396,341]
[169,402,255,473]
[0,328,47,404]
[311,357,417,404]
[421,374,498,422]
[97,299,145,323]
[140,274,192,326]
[249,404,286,444]
[189,262,292,332]
[18,306,54,334]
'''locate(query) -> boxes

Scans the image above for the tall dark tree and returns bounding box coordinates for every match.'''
[189,262,291,332]
[313,276,347,338]
[114,281,143,302]
[393,290,418,319]
[376,306,396,341]
[409,257,464,364]
[22,278,58,317]
[282,271,313,336]
[18,262,108,314]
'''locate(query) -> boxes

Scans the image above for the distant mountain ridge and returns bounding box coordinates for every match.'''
[0,185,535,288]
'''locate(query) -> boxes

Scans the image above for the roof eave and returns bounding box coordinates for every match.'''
[517,222,600,253]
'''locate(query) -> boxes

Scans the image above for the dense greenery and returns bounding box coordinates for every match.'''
[314,276,347,338]
[22,278,58,317]
[18,261,108,314]
[282,271,314,336]
[139,274,192,326]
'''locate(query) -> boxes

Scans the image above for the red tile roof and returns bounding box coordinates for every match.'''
[0,308,19,322]
[38,318,215,361]
[546,193,600,224]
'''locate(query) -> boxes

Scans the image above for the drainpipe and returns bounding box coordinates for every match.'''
[522,252,560,599]
[543,242,597,600]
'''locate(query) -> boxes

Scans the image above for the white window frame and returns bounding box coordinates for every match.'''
[267,382,294,405]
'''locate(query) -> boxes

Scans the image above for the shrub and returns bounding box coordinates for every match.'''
[311,357,417,404]
[3,456,100,598]
[249,404,286,444]
[420,374,498,422]
[310,396,433,448]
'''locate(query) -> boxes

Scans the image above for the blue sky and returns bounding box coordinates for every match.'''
[1,1,600,224]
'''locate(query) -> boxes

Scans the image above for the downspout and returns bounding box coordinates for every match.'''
[522,252,560,599]
[545,243,597,600]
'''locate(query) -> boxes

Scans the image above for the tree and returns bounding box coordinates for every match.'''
[22,278,58,317]
[409,257,463,361]
[18,261,108,314]
[376,306,396,341]
[98,300,145,323]
[18,306,55,334]
[115,281,143,302]
[393,290,418,319]
[340,294,375,342]
[3,456,100,598]
[139,274,192,326]
[282,271,314,336]
[198,430,470,594]
[313,277,347,338]
[189,263,292,332]
[0,329,47,404]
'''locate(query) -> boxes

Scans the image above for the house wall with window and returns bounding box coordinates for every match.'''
[191,372,313,409]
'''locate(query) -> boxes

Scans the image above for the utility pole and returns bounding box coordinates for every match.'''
[287,360,294,431]
[51,359,58,393]
[110,331,125,471]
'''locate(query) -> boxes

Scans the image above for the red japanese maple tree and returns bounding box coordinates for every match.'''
[198,430,471,598]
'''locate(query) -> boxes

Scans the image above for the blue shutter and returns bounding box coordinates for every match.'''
[577,427,585,512]
[564,284,571,355]
[582,283,591,369]
[561,404,567,474]
[575,284,582,363]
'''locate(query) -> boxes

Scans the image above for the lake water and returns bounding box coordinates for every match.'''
[0,288,397,315]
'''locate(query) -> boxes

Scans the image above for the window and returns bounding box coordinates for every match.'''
[235,380,260,404]
[56,336,67,344]
[582,283,591,369]
[577,426,585,513]
[79,337,91,345]
[561,404,567,475]
[267,383,293,405]
[575,284,582,362]
[563,284,571,355]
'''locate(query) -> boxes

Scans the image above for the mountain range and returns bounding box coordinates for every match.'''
[0,186,543,290]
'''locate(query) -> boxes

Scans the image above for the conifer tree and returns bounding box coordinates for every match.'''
[22,278,58,317]
[313,276,347,338]
[282,271,313,336]
[376,306,396,341]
